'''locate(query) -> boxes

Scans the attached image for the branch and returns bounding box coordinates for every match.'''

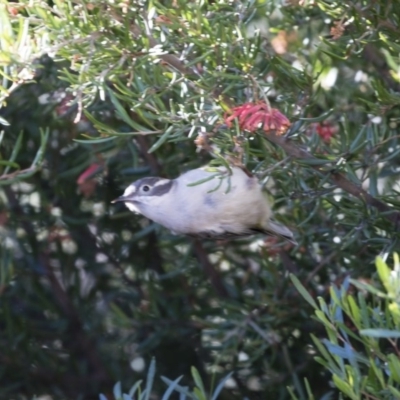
[0,80,25,104]
[134,134,163,175]
[266,133,400,227]
[0,166,39,183]
[192,239,230,299]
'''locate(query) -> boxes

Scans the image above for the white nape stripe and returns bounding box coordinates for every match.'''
[153,179,170,187]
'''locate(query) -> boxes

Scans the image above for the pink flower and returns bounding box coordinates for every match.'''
[224,102,290,135]
[315,123,337,143]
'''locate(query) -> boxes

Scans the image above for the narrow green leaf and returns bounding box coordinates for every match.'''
[161,376,183,400]
[286,386,299,400]
[387,354,400,384]
[332,375,358,400]
[320,48,347,61]
[344,164,361,185]
[74,136,118,144]
[360,329,400,338]
[298,108,334,122]
[113,382,122,399]
[185,49,215,67]
[128,380,143,397]
[191,367,207,399]
[143,358,156,400]
[369,168,378,197]
[296,158,331,166]
[3,130,23,175]
[298,201,320,227]
[161,376,196,399]
[389,386,400,398]
[106,87,150,132]
[315,310,334,328]
[304,378,315,400]
[16,16,30,53]
[349,279,387,298]
[290,274,318,309]
[347,295,361,326]
[375,256,391,294]
[0,116,9,126]
[311,335,342,375]
[348,126,366,153]
[193,387,206,400]
[186,173,221,187]
[368,356,385,387]
[147,126,173,153]
[211,372,233,400]
[381,147,400,163]
[30,128,49,167]
[0,160,19,168]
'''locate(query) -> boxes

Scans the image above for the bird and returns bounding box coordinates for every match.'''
[112,165,296,244]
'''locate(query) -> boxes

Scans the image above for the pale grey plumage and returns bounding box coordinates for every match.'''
[113,166,296,244]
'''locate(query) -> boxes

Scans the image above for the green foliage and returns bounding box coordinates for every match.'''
[101,359,233,400]
[0,0,399,399]
[290,254,400,399]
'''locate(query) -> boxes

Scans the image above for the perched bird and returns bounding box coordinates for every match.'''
[113,166,296,244]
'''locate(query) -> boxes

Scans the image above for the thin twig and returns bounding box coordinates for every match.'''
[134,134,163,175]
[266,133,400,227]
[0,166,38,181]
[192,239,230,299]
[0,81,24,104]
[306,251,338,284]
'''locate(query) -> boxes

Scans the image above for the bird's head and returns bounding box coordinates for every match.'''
[112,177,174,213]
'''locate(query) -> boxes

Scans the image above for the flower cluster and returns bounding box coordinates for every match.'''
[314,122,337,142]
[224,102,291,135]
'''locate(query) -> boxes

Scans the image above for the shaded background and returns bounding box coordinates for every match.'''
[0,1,399,399]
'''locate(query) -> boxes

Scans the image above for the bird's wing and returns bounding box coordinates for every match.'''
[186,221,297,244]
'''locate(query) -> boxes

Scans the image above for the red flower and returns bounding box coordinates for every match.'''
[315,122,337,143]
[224,102,290,135]
[77,163,103,198]
[77,163,103,185]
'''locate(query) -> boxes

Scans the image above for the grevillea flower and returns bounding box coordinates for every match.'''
[315,122,337,143]
[224,102,291,135]
[77,163,103,185]
[77,163,103,198]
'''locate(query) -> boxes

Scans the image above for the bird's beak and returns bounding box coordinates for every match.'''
[111,195,129,204]
[112,194,140,213]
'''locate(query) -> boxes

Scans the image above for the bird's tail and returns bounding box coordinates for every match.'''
[264,221,297,245]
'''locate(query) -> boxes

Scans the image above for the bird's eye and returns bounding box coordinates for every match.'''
[142,185,150,192]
